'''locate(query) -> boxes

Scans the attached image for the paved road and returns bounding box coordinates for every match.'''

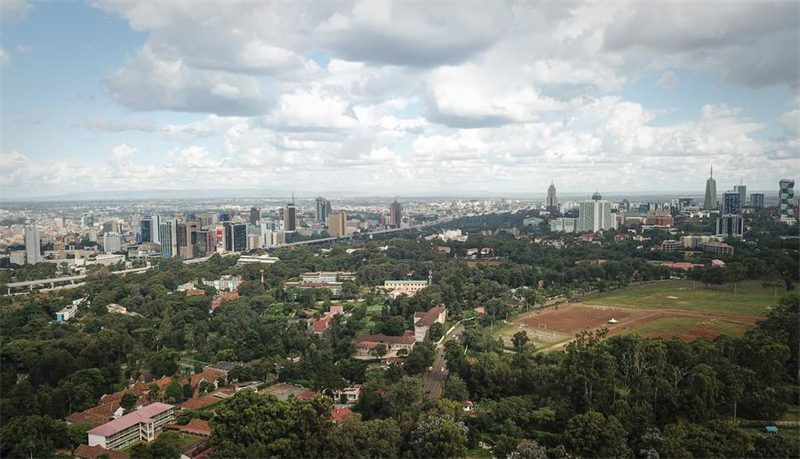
[423,349,448,399]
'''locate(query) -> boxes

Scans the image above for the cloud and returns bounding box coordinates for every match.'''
[15,44,32,53]
[161,115,246,142]
[656,71,677,89]
[776,109,799,133]
[0,0,33,22]
[74,117,156,132]
[0,48,9,65]
[110,144,138,164]
[14,115,42,125]
[0,151,29,168]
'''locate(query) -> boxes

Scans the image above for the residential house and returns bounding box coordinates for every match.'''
[332,385,361,404]
[73,444,129,459]
[56,305,78,322]
[211,291,239,311]
[383,280,428,294]
[202,275,242,292]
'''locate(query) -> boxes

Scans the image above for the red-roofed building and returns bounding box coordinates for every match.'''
[66,383,152,428]
[662,262,704,270]
[186,289,206,297]
[354,331,416,359]
[329,305,344,315]
[473,307,485,315]
[413,306,447,342]
[88,403,174,450]
[331,407,353,423]
[180,395,222,411]
[211,291,239,311]
[307,313,333,335]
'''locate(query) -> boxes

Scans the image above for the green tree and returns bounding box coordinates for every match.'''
[326,416,402,458]
[443,375,469,402]
[164,381,185,404]
[120,393,138,413]
[404,342,435,375]
[0,415,69,459]
[428,322,445,342]
[409,413,468,458]
[511,330,529,352]
[69,423,91,447]
[564,412,631,458]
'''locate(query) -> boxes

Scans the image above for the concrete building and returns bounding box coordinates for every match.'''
[103,232,122,254]
[750,193,765,208]
[384,280,428,293]
[546,182,558,213]
[413,306,447,342]
[284,200,297,232]
[249,207,261,225]
[721,191,741,215]
[354,331,416,359]
[24,223,42,265]
[577,200,616,232]
[328,211,347,237]
[389,199,402,228]
[87,403,174,451]
[56,305,78,322]
[202,275,242,292]
[703,166,717,211]
[315,197,331,224]
[550,217,577,233]
[779,179,795,222]
[300,272,355,283]
[734,184,747,208]
[223,222,247,253]
[10,250,26,265]
[141,215,160,244]
[158,220,177,259]
[716,214,744,238]
[699,241,735,255]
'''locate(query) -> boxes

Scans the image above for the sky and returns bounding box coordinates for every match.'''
[1,0,798,200]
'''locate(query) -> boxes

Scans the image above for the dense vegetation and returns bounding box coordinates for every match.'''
[0,210,797,458]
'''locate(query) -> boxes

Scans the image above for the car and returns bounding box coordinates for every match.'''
[427,366,434,372]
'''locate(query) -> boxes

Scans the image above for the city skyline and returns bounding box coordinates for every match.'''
[1,1,798,199]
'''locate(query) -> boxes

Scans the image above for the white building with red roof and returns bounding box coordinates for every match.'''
[413,305,447,342]
[87,403,175,451]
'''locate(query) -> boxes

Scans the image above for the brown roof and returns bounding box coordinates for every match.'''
[74,444,129,459]
[67,383,151,428]
[191,368,226,387]
[414,306,445,327]
[355,331,415,347]
[331,407,353,423]
[180,395,222,411]
[181,418,212,436]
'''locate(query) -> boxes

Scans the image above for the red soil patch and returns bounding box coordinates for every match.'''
[517,304,647,334]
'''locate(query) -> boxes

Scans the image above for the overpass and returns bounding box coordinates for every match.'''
[2,265,152,296]
[273,220,447,249]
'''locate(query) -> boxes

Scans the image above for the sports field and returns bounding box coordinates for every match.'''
[625,316,751,340]
[582,280,776,317]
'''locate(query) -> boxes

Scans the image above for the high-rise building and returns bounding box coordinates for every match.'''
[750,193,764,208]
[734,184,746,207]
[779,179,795,222]
[716,214,744,238]
[284,197,297,232]
[24,223,42,265]
[591,191,602,201]
[249,207,261,225]
[177,222,199,259]
[389,199,402,228]
[721,191,741,215]
[103,232,122,254]
[224,222,247,252]
[328,211,347,237]
[546,182,558,213]
[577,199,616,233]
[141,215,160,244]
[703,166,717,211]
[159,220,177,259]
[315,197,331,224]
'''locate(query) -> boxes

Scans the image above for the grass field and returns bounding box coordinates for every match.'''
[625,316,751,340]
[583,280,776,317]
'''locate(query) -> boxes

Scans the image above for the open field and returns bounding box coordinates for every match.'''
[258,383,309,400]
[582,280,777,317]
[625,316,751,340]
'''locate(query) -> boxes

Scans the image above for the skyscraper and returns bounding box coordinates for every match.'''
[750,193,765,207]
[716,214,744,238]
[283,203,297,232]
[159,220,177,259]
[177,221,199,259]
[328,211,347,237]
[734,184,746,207]
[703,166,717,211]
[103,232,122,254]
[141,215,160,244]
[591,191,602,201]
[24,223,42,265]
[249,207,261,225]
[577,199,616,233]
[315,197,331,224]
[721,191,741,215]
[389,199,402,228]
[546,182,558,213]
[224,222,247,252]
[779,179,795,222]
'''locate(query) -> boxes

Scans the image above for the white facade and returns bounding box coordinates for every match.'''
[550,217,577,233]
[24,223,42,265]
[577,200,616,232]
[103,232,122,254]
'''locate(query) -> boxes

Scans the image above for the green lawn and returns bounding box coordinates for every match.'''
[583,280,777,317]
[366,304,384,314]
[740,426,800,455]
[466,447,493,459]
[625,317,751,339]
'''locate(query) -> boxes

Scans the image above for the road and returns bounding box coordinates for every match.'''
[423,348,448,399]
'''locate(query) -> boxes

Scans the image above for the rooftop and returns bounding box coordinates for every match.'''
[87,403,173,437]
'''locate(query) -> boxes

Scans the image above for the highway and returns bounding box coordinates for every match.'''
[273,219,449,249]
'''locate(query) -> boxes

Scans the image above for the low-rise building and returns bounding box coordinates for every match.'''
[384,280,428,294]
[284,281,343,296]
[87,403,175,451]
[203,275,242,292]
[413,306,447,342]
[56,305,78,322]
[299,271,355,283]
[550,217,578,233]
[660,240,683,252]
[699,241,735,255]
[354,331,416,359]
[333,385,361,404]
[236,254,280,266]
[211,291,239,311]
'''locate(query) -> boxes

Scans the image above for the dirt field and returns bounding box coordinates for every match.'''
[258,383,309,400]
[512,302,760,349]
